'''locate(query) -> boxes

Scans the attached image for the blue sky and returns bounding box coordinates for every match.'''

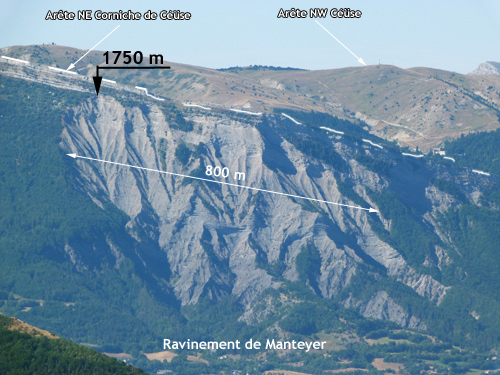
[1,0,499,73]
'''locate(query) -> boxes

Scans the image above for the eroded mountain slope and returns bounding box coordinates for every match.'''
[2,59,500,358]
[61,95,451,322]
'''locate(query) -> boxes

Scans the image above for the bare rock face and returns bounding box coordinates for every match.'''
[469,61,500,75]
[343,291,427,330]
[61,95,450,326]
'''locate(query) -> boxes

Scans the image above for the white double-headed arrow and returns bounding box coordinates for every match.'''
[67,153,378,213]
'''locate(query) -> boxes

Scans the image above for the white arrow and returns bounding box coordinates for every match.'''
[67,25,120,70]
[314,20,366,66]
[67,153,378,213]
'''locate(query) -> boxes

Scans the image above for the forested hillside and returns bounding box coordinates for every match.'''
[0,314,146,374]
[444,128,500,175]
[0,75,186,354]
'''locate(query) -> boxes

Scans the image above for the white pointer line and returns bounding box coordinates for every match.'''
[67,153,378,213]
[67,25,120,70]
[314,20,366,66]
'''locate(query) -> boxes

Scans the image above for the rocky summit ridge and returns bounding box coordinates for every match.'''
[470,61,500,75]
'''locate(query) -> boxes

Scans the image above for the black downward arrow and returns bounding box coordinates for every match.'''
[93,67,102,95]
[92,65,171,96]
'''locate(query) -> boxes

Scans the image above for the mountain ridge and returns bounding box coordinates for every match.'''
[2,44,500,152]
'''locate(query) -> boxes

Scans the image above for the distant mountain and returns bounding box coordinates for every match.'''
[469,61,500,75]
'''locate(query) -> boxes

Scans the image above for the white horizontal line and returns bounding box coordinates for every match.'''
[147,94,164,101]
[402,153,424,158]
[443,156,455,162]
[134,86,164,101]
[102,78,116,84]
[230,108,262,116]
[362,139,383,149]
[183,103,212,110]
[1,55,29,64]
[472,169,491,176]
[281,113,301,125]
[320,126,344,135]
[48,66,77,75]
